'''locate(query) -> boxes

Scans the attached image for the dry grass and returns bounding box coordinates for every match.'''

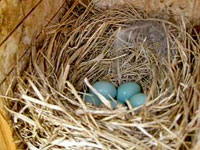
[2,1,200,150]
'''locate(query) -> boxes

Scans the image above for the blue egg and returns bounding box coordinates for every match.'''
[129,93,147,108]
[110,100,118,109]
[89,81,117,100]
[83,93,102,106]
[117,82,141,104]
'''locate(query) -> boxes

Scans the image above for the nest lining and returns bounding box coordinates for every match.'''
[4,2,200,150]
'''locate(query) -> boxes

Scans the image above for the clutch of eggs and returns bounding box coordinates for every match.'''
[83,81,146,109]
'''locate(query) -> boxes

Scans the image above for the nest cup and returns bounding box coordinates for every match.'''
[5,2,200,150]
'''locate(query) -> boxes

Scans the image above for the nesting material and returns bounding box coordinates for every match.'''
[4,2,200,150]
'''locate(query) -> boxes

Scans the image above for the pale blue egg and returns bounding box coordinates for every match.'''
[83,93,102,106]
[129,93,147,108]
[89,81,117,100]
[110,100,118,109]
[117,82,141,104]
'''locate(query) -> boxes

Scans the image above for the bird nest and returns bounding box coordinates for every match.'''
[4,2,200,150]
